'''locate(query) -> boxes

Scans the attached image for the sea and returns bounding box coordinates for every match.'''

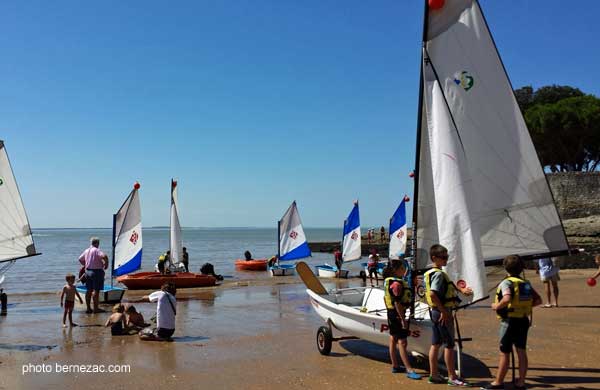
[1,227,364,295]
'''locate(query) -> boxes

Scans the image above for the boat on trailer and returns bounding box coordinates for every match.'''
[269,201,311,276]
[305,0,576,375]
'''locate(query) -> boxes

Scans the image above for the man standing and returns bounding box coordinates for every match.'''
[78,237,108,314]
[182,247,189,272]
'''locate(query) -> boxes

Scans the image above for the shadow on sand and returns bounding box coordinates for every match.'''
[338,339,491,377]
[484,366,600,390]
[0,343,57,352]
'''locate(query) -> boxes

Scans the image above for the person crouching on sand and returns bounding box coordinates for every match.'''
[61,273,83,328]
[382,260,421,380]
[482,255,542,390]
[125,304,148,331]
[424,244,473,386]
[139,282,177,341]
[105,304,126,336]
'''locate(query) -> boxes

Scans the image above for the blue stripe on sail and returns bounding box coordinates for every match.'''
[389,200,407,233]
[113,248,142,277]
[343,204,360,235]
[280,241,311,261]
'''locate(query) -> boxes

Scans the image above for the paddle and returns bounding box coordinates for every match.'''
[296,262,328,295]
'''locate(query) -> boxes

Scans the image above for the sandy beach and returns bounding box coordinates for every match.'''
[1,269,599,390]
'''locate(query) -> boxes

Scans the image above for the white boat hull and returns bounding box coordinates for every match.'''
[269,265,296,277]
[307,287,433,357]
[316,265,349,279]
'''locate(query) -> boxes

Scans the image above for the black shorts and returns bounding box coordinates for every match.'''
[430,309,455,348]
[387,310,409,339]
[368,266,379,276]
[499,317,530,353]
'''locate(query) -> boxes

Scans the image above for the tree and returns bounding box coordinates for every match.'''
[524,95,600,172]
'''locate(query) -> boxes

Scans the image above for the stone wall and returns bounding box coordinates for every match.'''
[547,172,600,220]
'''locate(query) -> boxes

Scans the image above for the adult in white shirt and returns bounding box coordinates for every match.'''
[140,282,177,341]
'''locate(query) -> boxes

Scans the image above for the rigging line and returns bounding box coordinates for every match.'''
[435,32,554,224]
[445,10,552,203]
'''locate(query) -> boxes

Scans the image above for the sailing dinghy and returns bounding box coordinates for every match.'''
[0,140,40,286]
[118,180,217,289]
[270,201,311,276]
[305,0,574,371]
[317,201,360,278]
[78,182,142,303]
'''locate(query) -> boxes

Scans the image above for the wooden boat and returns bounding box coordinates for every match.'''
[117,272,216,290]
[235,259,268,271]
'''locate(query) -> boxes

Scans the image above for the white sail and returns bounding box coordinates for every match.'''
[279,201,311,261]
[0,141,37,263]
[342,202,361,262]
[415,0,569,297]
[170,179,183,265]
[112,184,142,276]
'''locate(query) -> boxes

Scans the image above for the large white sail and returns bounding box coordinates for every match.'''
[0,141,37,263]
[415,0,569,295]
[279,201,311,261]
[342,202,361,262]
[112,183,142,276]
[170,179,183,265]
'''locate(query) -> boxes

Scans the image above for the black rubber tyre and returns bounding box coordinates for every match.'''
[316,326,333,355]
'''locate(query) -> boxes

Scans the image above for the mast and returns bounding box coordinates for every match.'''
[277,219,281,266]
[410,0,430,311]
[111,213,117,286]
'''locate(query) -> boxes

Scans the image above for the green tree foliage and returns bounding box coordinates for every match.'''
[515,85,600,172]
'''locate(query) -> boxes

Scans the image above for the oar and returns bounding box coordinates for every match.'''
[296,262,328,295]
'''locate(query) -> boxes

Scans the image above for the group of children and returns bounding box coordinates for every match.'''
[61,274,177,341]
[382,244,543,389]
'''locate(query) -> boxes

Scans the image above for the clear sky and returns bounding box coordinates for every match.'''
[1,0,599,228]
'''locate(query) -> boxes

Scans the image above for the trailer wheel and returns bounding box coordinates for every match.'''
[316,326,333,355]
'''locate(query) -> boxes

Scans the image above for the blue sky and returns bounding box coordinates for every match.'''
[1,0,599,228]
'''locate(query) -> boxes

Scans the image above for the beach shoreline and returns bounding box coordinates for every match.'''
[1,268,599,390]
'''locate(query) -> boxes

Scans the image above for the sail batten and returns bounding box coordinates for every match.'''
[0,140,38,263]
[414,0,569,299]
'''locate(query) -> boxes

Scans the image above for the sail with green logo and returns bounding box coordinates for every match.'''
[0,140,39,276]
[412,0,572,301]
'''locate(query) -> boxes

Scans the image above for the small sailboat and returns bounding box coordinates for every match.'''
[118,180,217,289]
[78,182,142,303]
[270,201,311,276]
[0,140,41,285]
[305,0,575,370]
[316,201,359,278]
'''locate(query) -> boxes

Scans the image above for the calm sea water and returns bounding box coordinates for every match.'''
[1,228,362,294]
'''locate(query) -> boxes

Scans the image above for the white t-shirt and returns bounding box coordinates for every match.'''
[149,291,176,330]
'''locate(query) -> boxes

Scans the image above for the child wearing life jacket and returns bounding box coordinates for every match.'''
[482,255,542,390]
[382,260,421,380]
[424,244,473,387]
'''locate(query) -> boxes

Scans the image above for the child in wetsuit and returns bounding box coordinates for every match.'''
[61,273,83,328]
[105,304,126,335]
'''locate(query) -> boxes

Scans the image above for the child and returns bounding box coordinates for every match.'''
[424,244,472,386]
[482,255,542,390]
[60,273,83,328]
[367,249,381,287]
[105,304,126,336]
[591,254,600,281]
[535,257,560,307]
[382,260,421,380]
[125,304,148,330]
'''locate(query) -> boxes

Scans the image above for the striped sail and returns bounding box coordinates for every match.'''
[279,201,311,261]
[170,179,183,265]
[389,199,407,260]
[0,141,37,263]
[112,184,142,276]
[414,0,570,300]
[342,202,361,262]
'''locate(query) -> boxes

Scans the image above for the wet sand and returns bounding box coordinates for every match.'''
[1,269,599,390]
